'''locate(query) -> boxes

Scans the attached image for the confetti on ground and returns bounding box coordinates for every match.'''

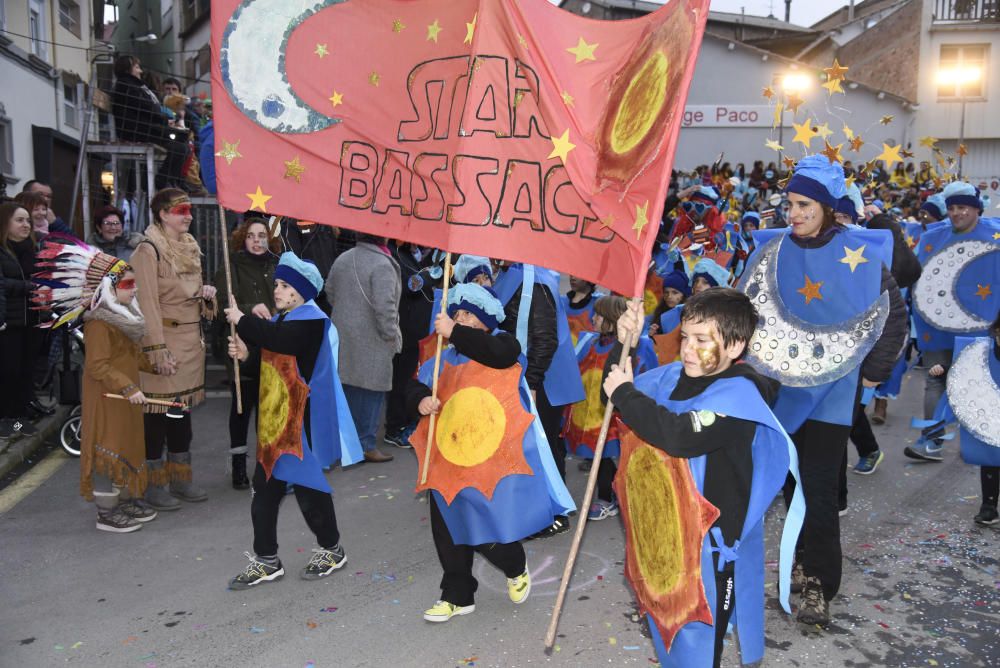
[71,642,83,649]
[138,653,156,660]
[305,662,315,668]
[54,645,64,651]
[320,607,338,613]
[624,645,641,650]
[193,624,207,630]
[249,627,266,634]
[306,620,318,629]
[123,636,139,645]
[609,637,618,645]
[597,575,604,580]
[877,622,890,629]
[408,575,414,583]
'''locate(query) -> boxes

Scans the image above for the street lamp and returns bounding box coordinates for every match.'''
[777,72,811,168]
[935,65,981,178]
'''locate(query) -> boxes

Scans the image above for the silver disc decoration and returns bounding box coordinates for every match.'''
[912,239,1000,334]
[736,234,891,388]
[946,339,1000,448]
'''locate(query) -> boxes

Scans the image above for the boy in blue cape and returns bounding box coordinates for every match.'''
[224,252,362,590]
[406,283,572,623]
[604,289,803,668]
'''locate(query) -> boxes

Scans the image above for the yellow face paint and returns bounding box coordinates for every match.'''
[695,340,720,374]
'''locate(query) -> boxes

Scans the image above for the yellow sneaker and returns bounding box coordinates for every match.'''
[423,600,475,623]
[507,569,531,604]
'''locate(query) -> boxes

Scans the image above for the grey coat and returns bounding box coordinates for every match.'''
[325,242,402,391]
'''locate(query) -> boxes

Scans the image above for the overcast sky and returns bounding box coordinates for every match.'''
[709,0,850,26]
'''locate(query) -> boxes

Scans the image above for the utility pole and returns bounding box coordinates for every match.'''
[785,0,792,22]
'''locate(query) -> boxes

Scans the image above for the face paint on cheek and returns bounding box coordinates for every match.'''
[695,341,720,373]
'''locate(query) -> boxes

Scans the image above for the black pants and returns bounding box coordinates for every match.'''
[983,466,1000,508]
[250,463,340,557]
[229,378,260,448]
[385,345,419,434]
[783,418,850,601]
[849,402,879,457]
[712,563,737,668]
[534,386,566,481]
[430,494,525,607]
[144,412,192,460]
[597,458,617,502]
[0,326,37,419]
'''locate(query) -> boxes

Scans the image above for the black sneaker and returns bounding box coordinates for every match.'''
[797,576,830,626]
[529,516,570,540]
[384,430,413,449]
[228,552,284,590]
[974,504,999,526]
[301,545,347,580]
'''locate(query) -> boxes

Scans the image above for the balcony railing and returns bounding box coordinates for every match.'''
[180,0,211,35]
[934,0,1000,23]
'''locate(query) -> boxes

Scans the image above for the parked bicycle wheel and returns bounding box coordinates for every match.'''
[60,405,82,457]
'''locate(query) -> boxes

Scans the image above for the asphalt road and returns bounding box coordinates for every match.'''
[0,367,997,668]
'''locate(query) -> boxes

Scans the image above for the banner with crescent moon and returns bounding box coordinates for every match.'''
[210,0,710,296]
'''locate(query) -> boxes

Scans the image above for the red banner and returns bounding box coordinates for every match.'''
[211,0,708,296]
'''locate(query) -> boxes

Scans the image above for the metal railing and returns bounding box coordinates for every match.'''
[934,0,1000,22]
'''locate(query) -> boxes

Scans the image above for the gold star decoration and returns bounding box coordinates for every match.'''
[765,138,784,152]
[426,19,442,42]
[822,77,845,95]
[919,136,938,149]
[599,214,615,230]
[824,58,850,81]
[392,18,406,33]
[849,135,865,152]
[762,86,775,100]
[901,148,914,158]
[878,143,903,169]
[843,124,855,140]
[561,90,575,107]
[329,90,343,107]
[786,92,805,114]
[792,118,818,148]
[821,140,844,165]
[815,123,834,140]
[797,275,824,304]
[464,12,477,44]
[246,186,272,213]
[782,156,797,170]
[880,115,894,125]
[957,143,969,157]
[517,33,528,48]
[975,283,993,299]
[368,71,381,87]
[839,245,869,273]
[215,139,242,165]
[548,129,576,162]
[845,174,856,189]
[314,43,329,58]
[992,232,1000,240]
[632,201,650,239]
[566,37,598,63]
[283,156,306,183]
[772,102,784,128]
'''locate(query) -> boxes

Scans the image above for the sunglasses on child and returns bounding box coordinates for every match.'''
[681,200,710,216]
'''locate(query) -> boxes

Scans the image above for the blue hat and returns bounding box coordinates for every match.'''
[943,181,983,213]
[919,193,947,220]
[741,211,761,226]
[447,283,505,331]
[690,185,720,204]
[689,259,730,288]
[661,269,691,298]
[784,154,846,208]
[835,183,864,222]
[872,199,884,211]
[274,252,322,303]
[452,254,493,284]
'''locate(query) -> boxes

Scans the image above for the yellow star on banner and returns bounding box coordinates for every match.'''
[975,284,993,299]
[517,33,528,48]
[215,139,242,165]
[772,102,784,128]
[246,186,272,212]
[426,19,442,42]
[283,156,306,183]
[816,122,834,140]
[329,90,343,107]
[792,118,818,148]
[561,90,575,107]
[314,43,329,58]
[821,140,844,164]
[392,18,406,33]
[824,58,850,81]
[599,214,615,230]
[919,136,938,149]
[762,86,775,100]
[786,92,805,114]
[957,143,969,157]
[839,245,869,273]
[464,12,477,44]
[368,71,381,87]
[632,201,650,239]
[567,37,598,63]
[880,115,894,125]
[548,129,576,162]
[878,142,903,169]
[765,138,783,152]
[849,135,865,152]
[822,77,845,95]
[797,275,824,304]
[843,124,855,140]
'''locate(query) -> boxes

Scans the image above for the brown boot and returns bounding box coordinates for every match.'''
[871,398,887,425]
[364,448,394,463]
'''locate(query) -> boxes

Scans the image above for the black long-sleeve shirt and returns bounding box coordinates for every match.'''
[405,325,521,419]
[611,363,780,545]
[501,282,558,390]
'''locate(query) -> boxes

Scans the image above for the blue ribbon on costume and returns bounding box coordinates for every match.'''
[709,527,741,572]
[515,264,534,351]
[860,386,876,406]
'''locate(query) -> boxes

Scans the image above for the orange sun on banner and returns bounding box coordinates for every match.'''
[613,426,719,651]
[643,270,664,316]
[257,351,310,479]
[411,361,535,504]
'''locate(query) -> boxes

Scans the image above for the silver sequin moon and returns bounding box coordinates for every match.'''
[912,239,1000,333]
[737,235,890,388]
[946,339,1000,448]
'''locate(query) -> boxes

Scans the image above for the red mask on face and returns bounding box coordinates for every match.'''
[116,278,136,290]
[168,203,192,217]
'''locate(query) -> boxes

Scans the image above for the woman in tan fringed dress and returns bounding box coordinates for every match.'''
[131,188,217,510]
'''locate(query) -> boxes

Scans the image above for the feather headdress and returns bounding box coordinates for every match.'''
[31,238,131,329]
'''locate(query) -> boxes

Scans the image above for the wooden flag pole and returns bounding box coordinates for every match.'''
[544,296,642,652]
[103,393,188,410]
[419,252,453,486]
[218,204,242,414]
